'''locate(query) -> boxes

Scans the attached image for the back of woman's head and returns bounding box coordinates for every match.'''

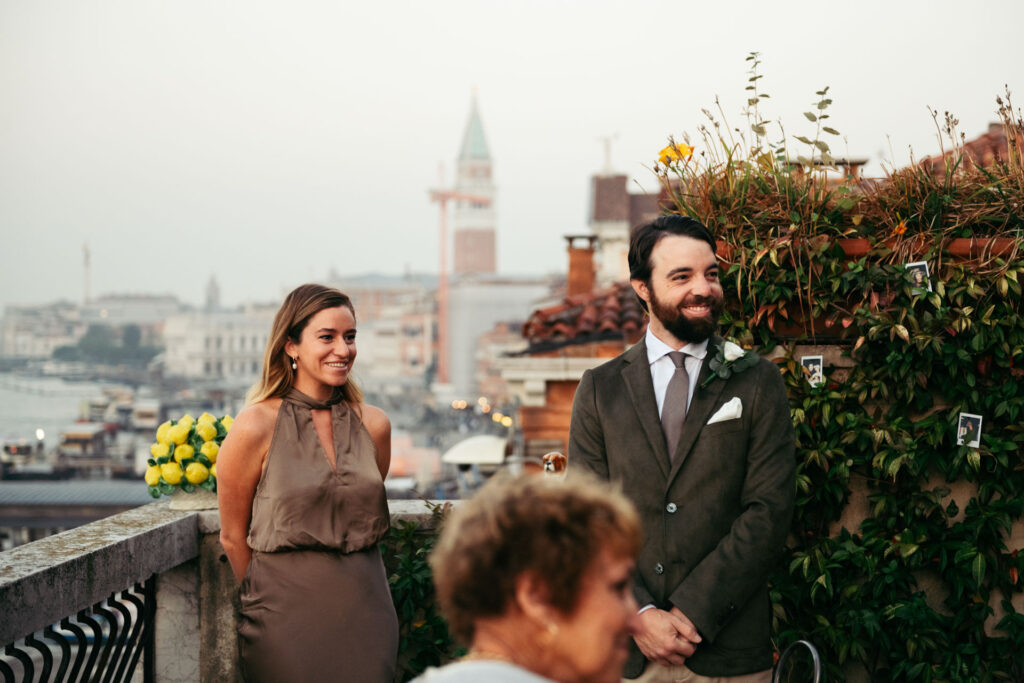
[431,473,641,644]
[246,283,363,405]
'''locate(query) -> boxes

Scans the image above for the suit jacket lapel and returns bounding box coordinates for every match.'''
[668,335,727,483]
[620,340,670,479]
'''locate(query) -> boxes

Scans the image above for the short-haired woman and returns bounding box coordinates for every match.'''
[414,473,642,683]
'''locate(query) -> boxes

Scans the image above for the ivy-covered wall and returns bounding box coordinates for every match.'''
[656,61,1024,679]
[714,238,1024,681]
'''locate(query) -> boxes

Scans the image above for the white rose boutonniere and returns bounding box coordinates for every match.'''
[702,340,759,387]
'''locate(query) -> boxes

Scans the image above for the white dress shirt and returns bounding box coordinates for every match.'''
[645,328,709,419]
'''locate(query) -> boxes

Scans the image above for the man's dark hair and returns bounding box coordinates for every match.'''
[627,215,717,311]
[628,215,716,283]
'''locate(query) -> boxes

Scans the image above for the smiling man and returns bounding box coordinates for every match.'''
[569,215,795,682]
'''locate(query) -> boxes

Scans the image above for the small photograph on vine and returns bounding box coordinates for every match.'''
[956,412,983,448]
[800,355,824,387]
[905,261,932,292]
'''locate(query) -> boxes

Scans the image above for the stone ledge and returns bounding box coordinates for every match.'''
[1,498,457,646]
[194,499,456,535]
[0,500,199,644]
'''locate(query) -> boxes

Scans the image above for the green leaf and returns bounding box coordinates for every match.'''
[972,553,986,586]
[822,126,840,135]
[967,449,981,471]
[794,135,813,145]
[148,486,161,499]
[803,112,817,122]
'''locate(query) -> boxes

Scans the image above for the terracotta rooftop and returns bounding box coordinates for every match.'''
[919,122,1023,175]
[521,281,647,352]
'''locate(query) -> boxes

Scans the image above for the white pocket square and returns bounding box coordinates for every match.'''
[707,397,742,424]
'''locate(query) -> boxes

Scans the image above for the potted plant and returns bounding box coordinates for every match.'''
[143,411,233,509]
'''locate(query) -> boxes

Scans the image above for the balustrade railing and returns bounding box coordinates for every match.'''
[1,499,439,683]
[2,577,155,683]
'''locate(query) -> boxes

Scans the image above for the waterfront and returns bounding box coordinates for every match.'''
[0,373,128,450]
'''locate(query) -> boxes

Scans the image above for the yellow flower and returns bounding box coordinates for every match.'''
[144,465,161,487]
[173,444,194,463]
[167,423,190,446]
[659,142,694,165]
[185,462,210,485]
[196,422,217,442]
[893,219,907,236]
[160,462,184,485]
[200,441,219,463]
[155,421,173,445]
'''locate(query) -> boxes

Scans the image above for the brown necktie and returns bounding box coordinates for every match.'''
[661,351,690,459]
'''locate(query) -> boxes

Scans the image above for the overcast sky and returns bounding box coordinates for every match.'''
[2,0,1022,312]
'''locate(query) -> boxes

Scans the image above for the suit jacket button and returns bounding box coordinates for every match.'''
[666,503,677,513]
[654,563,664,575]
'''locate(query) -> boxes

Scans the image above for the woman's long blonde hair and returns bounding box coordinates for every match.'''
[246,284,364,406]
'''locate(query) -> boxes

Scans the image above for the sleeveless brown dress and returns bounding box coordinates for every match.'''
[237,388,398,683]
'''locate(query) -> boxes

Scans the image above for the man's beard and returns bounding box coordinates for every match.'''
[648,285,723,343]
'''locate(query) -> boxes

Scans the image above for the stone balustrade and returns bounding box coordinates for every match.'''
[1,499,441,682]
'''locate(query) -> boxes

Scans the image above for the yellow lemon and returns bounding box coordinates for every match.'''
[155,421,172,445]
[210,463,216,478]
[195,422,217,442]
[185,462,210,485]
[160,462,183,485]
[168,423,190,445]
[220,415,234,432]
[144,465,161,486]
[200,441,219,463]
[173,444,194,463]
[179,413,195,426]
[197,412,217,425]
[150,442,169,459]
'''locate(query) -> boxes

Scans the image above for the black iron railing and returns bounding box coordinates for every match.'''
[1,576,155,683]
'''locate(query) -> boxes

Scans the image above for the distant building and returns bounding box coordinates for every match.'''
[475,321,529,404]
[162,305,276,385]
[452,96,497,276]
[589,174,661,287]
[324,274,437,396]
[447,276,553,400]
[0,302,84,358]
[80,294,183,329]
[205,276,222,312]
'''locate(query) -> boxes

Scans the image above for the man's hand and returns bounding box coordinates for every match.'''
[633,608,702,666]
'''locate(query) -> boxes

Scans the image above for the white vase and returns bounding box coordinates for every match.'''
[169,487,218,510]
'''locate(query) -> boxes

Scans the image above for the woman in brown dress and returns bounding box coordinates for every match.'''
[218,284,398,683]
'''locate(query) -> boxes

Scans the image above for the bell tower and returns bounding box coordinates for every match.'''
[452,94,496,275]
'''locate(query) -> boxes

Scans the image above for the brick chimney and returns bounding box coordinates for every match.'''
[565,235,597,297]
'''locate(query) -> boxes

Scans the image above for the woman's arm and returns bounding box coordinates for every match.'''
[360,404,392,480]
[216,401,277,583]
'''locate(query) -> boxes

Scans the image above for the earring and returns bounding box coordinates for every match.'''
[539,620,559,645]
[291,358,297,371]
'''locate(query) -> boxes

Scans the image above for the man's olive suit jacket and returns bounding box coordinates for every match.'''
[569,336,795,678]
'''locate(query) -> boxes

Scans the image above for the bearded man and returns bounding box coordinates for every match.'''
[569,215,795,683]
